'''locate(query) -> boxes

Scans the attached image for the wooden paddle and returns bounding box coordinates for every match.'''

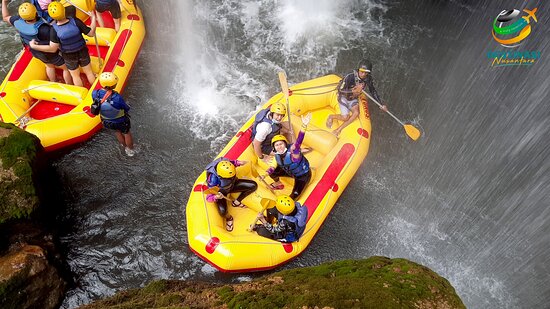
[361,90,422,141]
[203,186,233,202]
[278,71,295,138]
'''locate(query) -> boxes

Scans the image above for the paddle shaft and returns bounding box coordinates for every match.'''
[14,100,41,123]
[361,90,404,126]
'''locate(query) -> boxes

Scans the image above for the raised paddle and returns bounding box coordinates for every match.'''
[278,71,295,138]
[361,90,421,141]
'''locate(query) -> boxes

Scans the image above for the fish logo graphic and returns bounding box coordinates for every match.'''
[492,8,538,47]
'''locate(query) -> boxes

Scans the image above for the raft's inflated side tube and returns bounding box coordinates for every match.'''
[27,80,88,106]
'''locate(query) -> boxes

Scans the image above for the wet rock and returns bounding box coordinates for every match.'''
[0,244,65,309]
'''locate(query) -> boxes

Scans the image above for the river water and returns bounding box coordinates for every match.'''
[1,0,549,308]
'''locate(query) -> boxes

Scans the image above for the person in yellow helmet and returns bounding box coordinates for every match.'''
[264,113,312,198]
[30,1,96,87]
[251,101,292,160]
[90,72,135,156]
[2,0,72,84]
[251,195,308,242]
[204,158,258,232]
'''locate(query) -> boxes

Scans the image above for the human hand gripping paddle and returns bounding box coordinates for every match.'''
[278,71,295,139]
[361,90,422,141]
[203,186,233,202]
[247,198,277,232]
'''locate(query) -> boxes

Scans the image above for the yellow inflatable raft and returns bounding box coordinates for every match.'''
[186,74,372,272]
[0,0,145,151]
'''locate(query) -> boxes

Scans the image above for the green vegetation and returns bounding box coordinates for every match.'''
[0,122,40,224]
[81,257,466,309]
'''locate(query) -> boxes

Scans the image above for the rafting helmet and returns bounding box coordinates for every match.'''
[270,102,286,116]
[100,72,119,88]
[358,60,372,73]
[18,3,37,21]
[216,161,236,178]
[276,195,295,215]
[48,1,66,20]
[271,134,288,147]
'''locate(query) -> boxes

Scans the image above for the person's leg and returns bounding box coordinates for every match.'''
[95,10,105,27]
[123,132,134,149]
[81,64,95,86]
[113,131,126,146]
[44,63,56,82]
[109,2,122,32]
[290,170,312,199]
[231,179,258,203]
[69,68,83,86]
[269,166,289,189]
[58,64,73,84]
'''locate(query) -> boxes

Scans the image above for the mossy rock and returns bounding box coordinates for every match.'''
[0,122,41,224]
[81,257,466,309]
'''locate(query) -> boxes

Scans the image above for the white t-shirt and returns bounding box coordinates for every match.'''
[254,122,272,142]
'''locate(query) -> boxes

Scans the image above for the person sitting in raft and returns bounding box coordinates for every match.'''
[326,60,388,136]
[205,158,258,232]
[252,102,292,161]
[2,1,72,84]
[30,1,96,87]
[264,113,312,198]
[94,0,121,32]
[91,72,135,156]
[251,195,308,243]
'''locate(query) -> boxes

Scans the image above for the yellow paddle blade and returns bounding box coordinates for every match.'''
[260,198,276,210]
[404,124,421,141]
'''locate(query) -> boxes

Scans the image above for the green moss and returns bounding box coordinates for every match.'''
[0,122,40,224]
[81,257,465,309]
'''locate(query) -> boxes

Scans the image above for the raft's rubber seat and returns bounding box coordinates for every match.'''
[25,80,88,106]
[83,27,117,47]
[289,114,337,156]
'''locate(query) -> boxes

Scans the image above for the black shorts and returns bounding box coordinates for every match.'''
[102,117,131,134]
[62,48,91,70]
[30,49,65,66]
[96,2,121,19]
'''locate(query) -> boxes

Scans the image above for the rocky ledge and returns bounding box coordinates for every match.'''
[81,256,465,309]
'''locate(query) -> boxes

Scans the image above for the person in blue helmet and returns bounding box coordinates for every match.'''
[2,0,72,84]
[326,60,388,136]
[30,1,96,87]
[205,158,258,232]
[91,72,135,156]
[251,195,308,243]
[264,112,312,198]
[94,0,121,32]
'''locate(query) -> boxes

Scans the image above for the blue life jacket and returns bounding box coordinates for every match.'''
[13,19,47,46]
[205,158,236,193]
[96,0,116,5]
[52,18,85,53]
[30,0,52,22]
[251,108,281,153]
[278,202,308,242]
[96,91,126,120]
[275,150,310,177]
